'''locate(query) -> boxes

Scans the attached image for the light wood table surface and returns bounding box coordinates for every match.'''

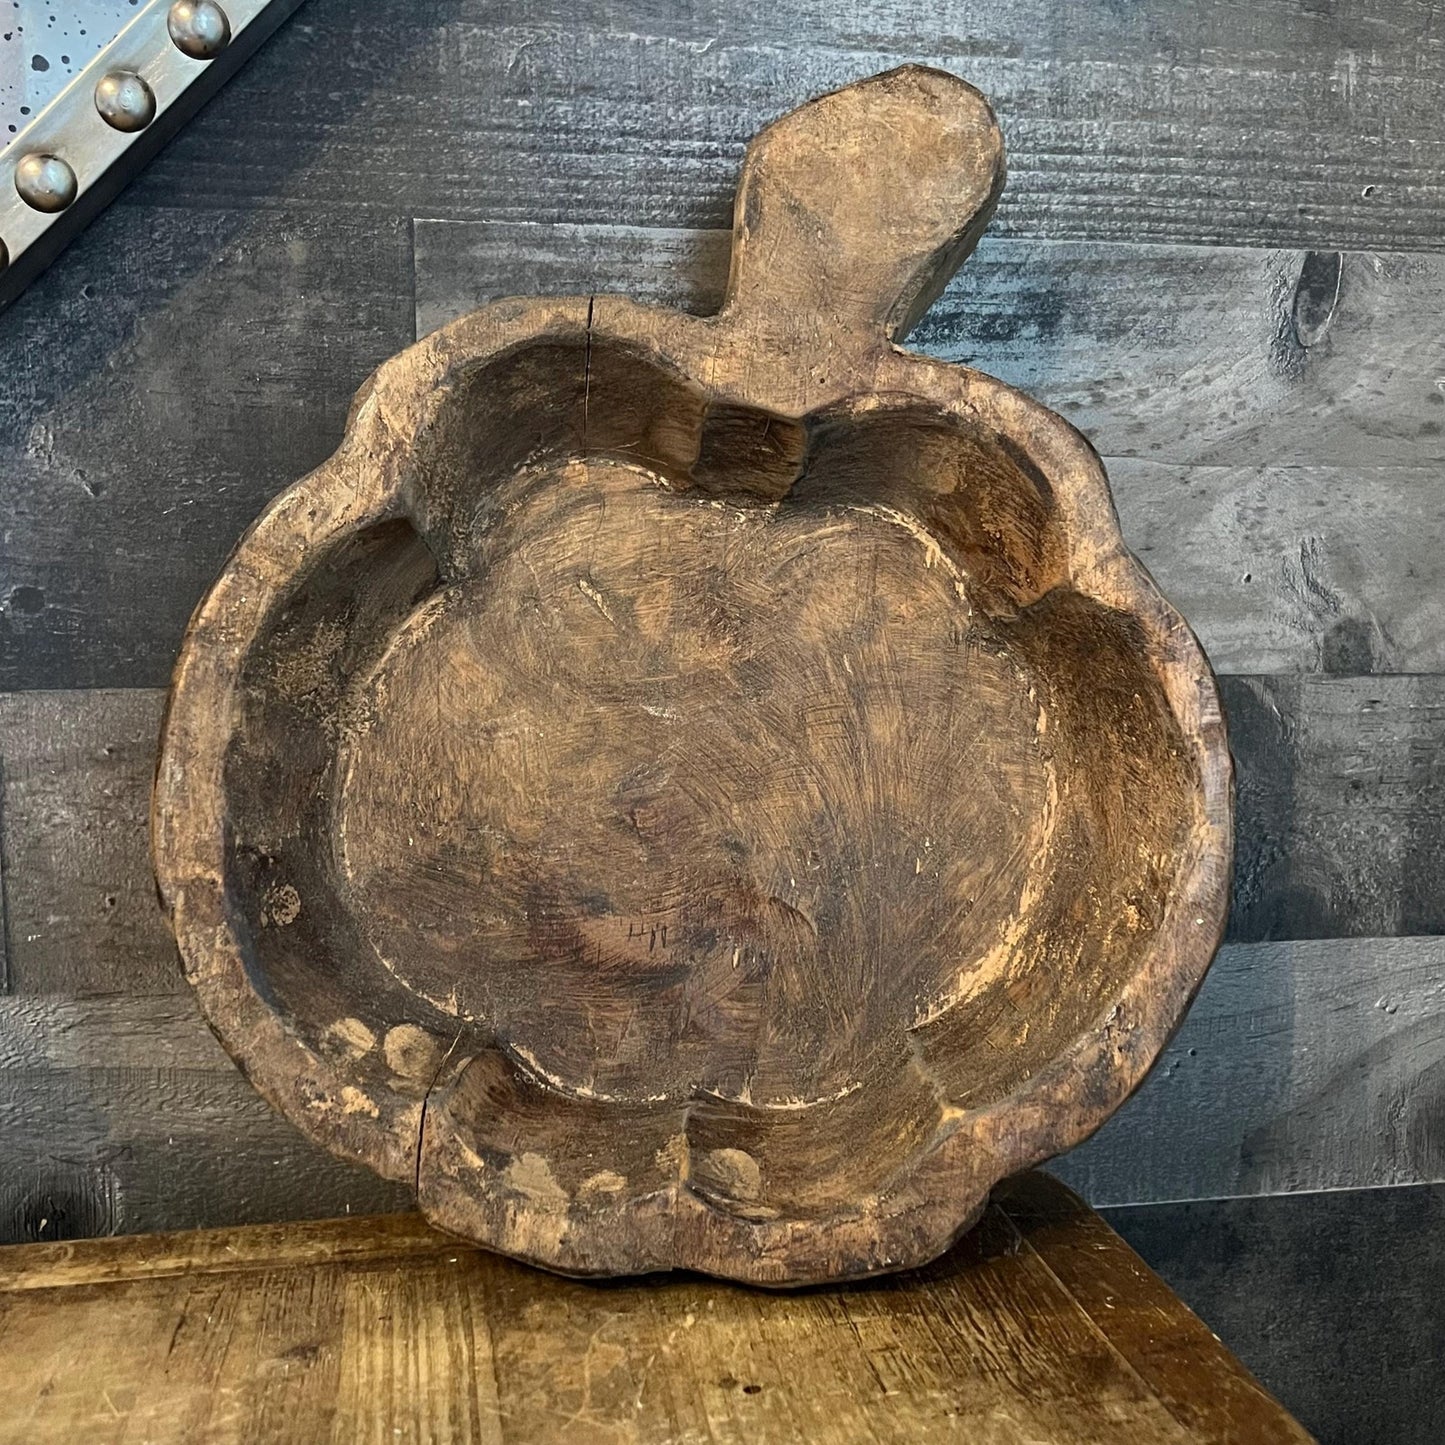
[0,1172,1312,1443]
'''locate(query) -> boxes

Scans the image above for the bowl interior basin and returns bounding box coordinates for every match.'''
[219,334,1196,1220]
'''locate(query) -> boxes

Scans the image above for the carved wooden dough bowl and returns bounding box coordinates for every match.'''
[154,67,1232,1285]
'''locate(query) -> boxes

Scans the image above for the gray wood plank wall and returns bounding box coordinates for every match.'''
[2,4,1442,1440]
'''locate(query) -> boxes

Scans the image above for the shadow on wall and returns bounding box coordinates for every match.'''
[1223,677,1322,942]
[1107,1182,1445,1445]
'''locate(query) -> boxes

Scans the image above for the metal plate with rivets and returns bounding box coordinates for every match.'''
[0,0,304,311]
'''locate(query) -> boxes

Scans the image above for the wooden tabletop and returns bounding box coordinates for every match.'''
[0,1172,1311,1444]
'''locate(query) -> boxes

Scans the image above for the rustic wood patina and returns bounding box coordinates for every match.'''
[152,67,1232,1284]
[0,1174,1312,1444]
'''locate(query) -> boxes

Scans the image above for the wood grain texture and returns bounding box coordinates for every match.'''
[0,1174,1313,1445]
[0,2,1430,1422]
[0,992,412,1246]
[1002,1173,1311,1445]
[0,203,415,693]
[118,0,1445,252]
[1224,674,1445,941]
[0,690,175,995]
[0,1209,453,1294]
[1055,936,1445,1206]
[412,221,732,339]
[916,246,1445,472]
[1110,463,1444,677]
[1109,1182,1445,1445]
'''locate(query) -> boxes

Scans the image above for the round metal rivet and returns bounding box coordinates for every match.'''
[95,71,157,132]
[167,1,232,61]
[15,154,78,214]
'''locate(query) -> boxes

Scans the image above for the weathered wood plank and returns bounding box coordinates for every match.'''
[0,1210,442,1293]
[1000,1173,1314,1445]
[0,994,230,1072]
[1224,674,1445,941]
[1111,462,1445,676]
[124,0,1445,253]
[0,754,10,994]
[0,993,410,1246]
[415,221,1445,472]
[1107,1182,1445,1445]
[0,203,415,693]
[0,1177,1314,1444]
[918,247,1445,472]
[471,1208,1202,1442]
[0,690,175,995]
[1055,936,1445,1206]
[411,220,730,337]
[0,1083,410,1247]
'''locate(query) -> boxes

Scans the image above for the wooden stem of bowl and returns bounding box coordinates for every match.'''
[720,66,1007,358]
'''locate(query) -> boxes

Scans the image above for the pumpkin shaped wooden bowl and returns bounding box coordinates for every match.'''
[154,67,1232,1285]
